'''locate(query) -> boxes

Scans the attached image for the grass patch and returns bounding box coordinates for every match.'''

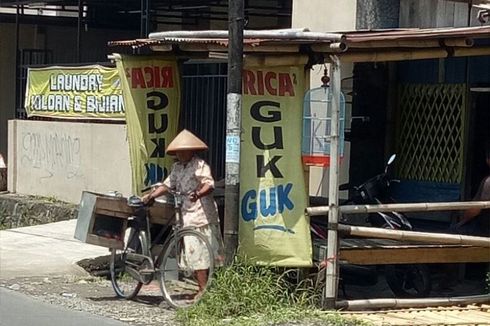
[176,258,368,326]
[28,195,65,204]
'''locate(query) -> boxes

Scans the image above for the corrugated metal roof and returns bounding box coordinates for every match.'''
[345,26,490,42]
[108,26,490,55]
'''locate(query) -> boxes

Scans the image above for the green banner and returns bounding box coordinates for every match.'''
[24,65,125,120]
[115,55,181,195]
[238,65,312,267]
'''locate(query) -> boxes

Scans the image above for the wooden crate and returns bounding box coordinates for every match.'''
[75,192,132,249]
[149,196,175,225]
[75,192,176,249]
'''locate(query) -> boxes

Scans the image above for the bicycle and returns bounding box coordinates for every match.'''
[109,185,215,308]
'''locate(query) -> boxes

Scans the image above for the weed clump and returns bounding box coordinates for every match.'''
[177,258,367,326]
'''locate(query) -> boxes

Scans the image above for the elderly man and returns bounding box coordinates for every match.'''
[143,129,224,299]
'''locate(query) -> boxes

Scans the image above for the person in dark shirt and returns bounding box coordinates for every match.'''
[438,144,490,292]
[453,145,490,237]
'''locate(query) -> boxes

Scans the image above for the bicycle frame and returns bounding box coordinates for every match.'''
[122,191,186,282]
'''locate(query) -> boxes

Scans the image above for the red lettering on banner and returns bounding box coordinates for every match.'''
[243,70,295,97]
[244,70,257,95]
[131,68,146,88]
[264,72,277,96]
[144,67,154,87]
[160,67,173,88]
[256,71,264,95]
[130,66,174,88]
[278,73,294,96]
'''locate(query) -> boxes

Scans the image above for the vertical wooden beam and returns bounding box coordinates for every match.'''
[224,0,244,264]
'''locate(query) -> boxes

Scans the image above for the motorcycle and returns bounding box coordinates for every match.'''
[310,154,432,298]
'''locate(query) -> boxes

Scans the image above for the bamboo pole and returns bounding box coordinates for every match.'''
[177,43,301,53]
[336,294,490,311]
[311,42,348,52]
[338,224,490,247]
[323,55,342,310]
[149,29,345,42]
[307,200,490,216]
[444,38,474,47]
[454,46,490,56]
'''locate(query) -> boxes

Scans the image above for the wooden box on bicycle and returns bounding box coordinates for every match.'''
[75,191,175,250]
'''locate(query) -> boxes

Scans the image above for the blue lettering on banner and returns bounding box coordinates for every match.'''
[259,187,276,217]
[253,225,295,234]
[144,163,167,186]
[241,183,295,221]
[277,183,294,212]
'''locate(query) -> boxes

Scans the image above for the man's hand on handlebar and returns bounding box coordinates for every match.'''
[142,193,155,205]
[142,183,168,205]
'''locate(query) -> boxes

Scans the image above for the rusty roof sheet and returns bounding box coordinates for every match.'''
[344,26,490,42]
[108,26,490,52]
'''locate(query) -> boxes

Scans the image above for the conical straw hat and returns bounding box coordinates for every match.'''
[166,129,208,155]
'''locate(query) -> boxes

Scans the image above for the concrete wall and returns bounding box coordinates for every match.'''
[0,21,138,165]
[399,0,484,28]
[292,0,357,32]
[292,0,356,198]
[8,120,132,203]
[357,0,400,29]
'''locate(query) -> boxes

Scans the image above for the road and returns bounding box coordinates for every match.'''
[0,288,128,326]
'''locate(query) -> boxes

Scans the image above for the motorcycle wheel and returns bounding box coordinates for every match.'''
[385,264,431,298]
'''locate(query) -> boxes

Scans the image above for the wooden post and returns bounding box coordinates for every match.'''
[223,0,244,264]
[324,55,342,309]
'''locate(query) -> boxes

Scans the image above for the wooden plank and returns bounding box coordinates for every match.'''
[95,196,133,215]
[339,246,490,264]
[94,208,129,219]
[86,233,123,250]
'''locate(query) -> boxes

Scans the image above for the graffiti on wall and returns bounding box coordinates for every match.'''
[21,131,82,179]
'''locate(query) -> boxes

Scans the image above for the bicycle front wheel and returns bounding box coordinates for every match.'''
[158,229,215,308]
[110,227,147,299]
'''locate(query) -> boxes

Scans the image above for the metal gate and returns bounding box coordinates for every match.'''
[16,49,53,119]
[181,62,227,180]
[396,83,467,184]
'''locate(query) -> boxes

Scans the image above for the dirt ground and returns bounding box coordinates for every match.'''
[0,257,487,326]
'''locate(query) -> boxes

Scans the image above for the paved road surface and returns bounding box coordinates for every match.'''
[0,287,128,326]
[0,220,109,278]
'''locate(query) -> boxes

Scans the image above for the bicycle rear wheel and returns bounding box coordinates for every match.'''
[158,229,215,308]
[110,227,147,299]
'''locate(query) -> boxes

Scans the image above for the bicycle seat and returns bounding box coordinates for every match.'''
[127,195,144,207]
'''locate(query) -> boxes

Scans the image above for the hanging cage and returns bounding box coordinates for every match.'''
[302,86,345,167]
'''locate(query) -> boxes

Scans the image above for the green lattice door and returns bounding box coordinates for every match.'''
[396,84,467,184]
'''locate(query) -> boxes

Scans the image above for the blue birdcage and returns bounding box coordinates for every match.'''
[302,86,345,167]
